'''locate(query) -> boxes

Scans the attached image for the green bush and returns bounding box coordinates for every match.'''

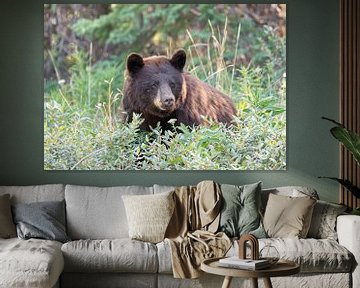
[44,109,286,170]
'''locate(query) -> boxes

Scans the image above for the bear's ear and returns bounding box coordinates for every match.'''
[127,53,144,75]
[170,49,186,71]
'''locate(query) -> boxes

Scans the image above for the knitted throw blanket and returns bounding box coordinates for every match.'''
[165,181,231,278]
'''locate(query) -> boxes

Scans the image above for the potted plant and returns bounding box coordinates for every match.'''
[320,117,360,215]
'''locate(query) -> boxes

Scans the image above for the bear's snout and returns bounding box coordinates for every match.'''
[154,95,175,111]
[153,83,176,112]
[162,97,174,107]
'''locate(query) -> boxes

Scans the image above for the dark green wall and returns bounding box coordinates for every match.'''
[0,0,340,202]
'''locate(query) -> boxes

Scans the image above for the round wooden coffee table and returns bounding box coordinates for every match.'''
[201,257,300,288]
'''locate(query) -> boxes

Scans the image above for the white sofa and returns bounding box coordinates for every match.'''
[0,184,359,288]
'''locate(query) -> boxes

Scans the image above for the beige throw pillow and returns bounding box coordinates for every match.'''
[263,193,316,238]
[122,191,175,243]
[0,194,17,238]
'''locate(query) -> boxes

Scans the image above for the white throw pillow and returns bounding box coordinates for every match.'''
[122,191,175,243]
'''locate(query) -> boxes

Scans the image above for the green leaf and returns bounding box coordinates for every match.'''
[351,208,360,215]
[330,127,360,165]
[322,117,360,165]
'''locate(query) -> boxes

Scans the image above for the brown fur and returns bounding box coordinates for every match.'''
[122,49,236,131]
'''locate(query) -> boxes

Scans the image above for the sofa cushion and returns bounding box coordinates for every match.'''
[260,238,353,273]
[0,238,64,288]
[65,185,153,239]
[0,194,16,238]
[218,182,266,238]
[158,237,353,274]
[233,238,353,273]
[307,200,347,240]
[0,184,65,204]
[12,200,70,243]
[61,239,158,273]
[263,193,316,238]
[122,191,175,243]
[261,186,319,213]
[153,184,176,194]
[156,240,173,274]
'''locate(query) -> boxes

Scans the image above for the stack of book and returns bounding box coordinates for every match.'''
[218,257,271,270]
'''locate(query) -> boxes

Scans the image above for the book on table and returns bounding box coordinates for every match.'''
[218,257,271,270]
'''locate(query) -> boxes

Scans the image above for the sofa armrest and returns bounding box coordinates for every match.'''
[337,215,360,288]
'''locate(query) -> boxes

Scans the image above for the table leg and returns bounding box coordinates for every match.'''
[222,276,233,288]
[263,277,273,288]
[251,278,258,288]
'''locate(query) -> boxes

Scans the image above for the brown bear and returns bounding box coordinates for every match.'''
[121,49,236,131]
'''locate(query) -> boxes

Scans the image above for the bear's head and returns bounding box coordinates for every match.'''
[125,49,186,118]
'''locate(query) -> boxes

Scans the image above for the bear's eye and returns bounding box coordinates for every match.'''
[145,82,158,94]
[169,81,176,89]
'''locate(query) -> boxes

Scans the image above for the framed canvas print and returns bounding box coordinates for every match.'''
[44,4,286,170]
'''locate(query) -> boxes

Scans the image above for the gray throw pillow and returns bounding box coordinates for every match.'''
[0,194,17,238]
[12,200,70,243]
[218,182,266,238]
[307,200,347,240]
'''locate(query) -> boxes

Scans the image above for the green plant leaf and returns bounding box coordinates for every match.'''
[322,117,360,165]
[351,208,360,215]
[318,177,360,198]
[330,126,360,165]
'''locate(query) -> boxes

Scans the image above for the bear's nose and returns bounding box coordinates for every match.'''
[163,98,174,106]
